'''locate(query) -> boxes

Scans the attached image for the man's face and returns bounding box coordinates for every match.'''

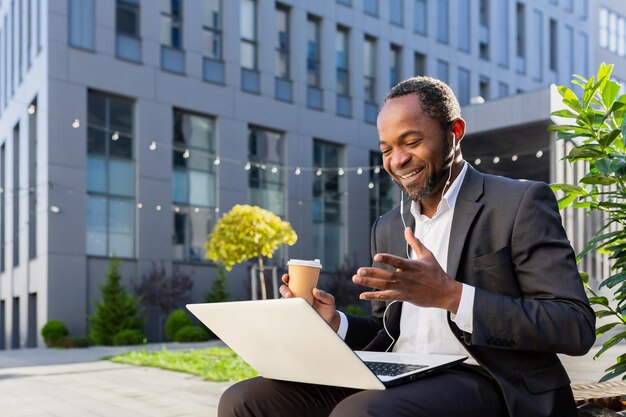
[377,95,451,202]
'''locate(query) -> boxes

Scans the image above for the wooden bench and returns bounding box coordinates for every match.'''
[572,380,626,411]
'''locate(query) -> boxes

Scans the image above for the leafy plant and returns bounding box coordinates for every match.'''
[549,63,626,381]
[112,329,147,346]
[165,309,193,341]
[174,325,210,342]
[206,205,298,300]
[41,320,69,347]
[205,264,230,303]
[89,258,145,346]
[134,261,194,315]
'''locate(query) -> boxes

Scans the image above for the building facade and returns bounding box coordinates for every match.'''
[0,0,618,347]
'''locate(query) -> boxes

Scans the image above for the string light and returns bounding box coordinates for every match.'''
[49,206,60,213]
[214,157,221,166]
[368,182,375,189]
[295,167,301,175]
[271,166,278,174]
[374,167,381,174]
[149,141,157,151]
[357,167,363,175]
[182,149,190,159]
[27,104,36,114]
[244,162,251,171]
[536,150,543,158]
[475,158,481,165]
[511,155,518,161]
[174,206,181,213]
[493,156,500,164]
[137,203,143,208]
[316,169,322,176]
[338,168,345,176]
[71,119,80,128]
[156,205,162,211]
[194,207,200,213]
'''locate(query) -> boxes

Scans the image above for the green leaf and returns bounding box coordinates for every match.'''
[599,271,626,289]
[580,173,618,185]
[579,271,589,285]
[557,193,577,209]
[594,330,626,359]
[602,80,621,109]
[598,129,622,149]
[595,322,621,336]
[595,309,617,319]
[550,109,579,119]
[588,296,610,307]
[558,86,583,112]
[566,146,606,159]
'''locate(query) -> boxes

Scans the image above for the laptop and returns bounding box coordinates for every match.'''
[187,298,466,390]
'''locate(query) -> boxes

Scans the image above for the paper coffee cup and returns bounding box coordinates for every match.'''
[287,259,322,305]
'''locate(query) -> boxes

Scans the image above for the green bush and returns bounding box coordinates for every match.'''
[165,309,193,341]
[41,320,69,347]
[89,257,144,345]
[112,329,147,346]
[174,325,210,343]
[57,336,93,348]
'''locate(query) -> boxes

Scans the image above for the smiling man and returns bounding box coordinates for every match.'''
[218,77,595,417]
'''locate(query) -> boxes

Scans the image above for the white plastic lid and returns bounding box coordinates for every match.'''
[287,259,322,269]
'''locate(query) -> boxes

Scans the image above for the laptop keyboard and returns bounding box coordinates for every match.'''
[364,361,427,377]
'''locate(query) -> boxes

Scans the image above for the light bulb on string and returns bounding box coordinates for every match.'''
[214,157,221,166]
[71,119,80,128]
[357,167,363,175]
[156,205,162,211]
[260,164,266,170]
[316,169,323,176]
[295,167,301,175]
[374,167,381,174]
[536,150,543,158]
[271,166,278,174]
[149,141,157,151]
[194,207,200,213]
[338,168,345,176]
[27,104,36,115]
[475,158,481,165]
[493,156,500,164]
[244,162,251,171]
[174,206,181,213]
[368,182,375,189]
[112,131,120,141]
[511,155,518,161]
[183,149,190,159]
[137,203,143,208]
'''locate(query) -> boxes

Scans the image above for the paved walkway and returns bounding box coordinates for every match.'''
[0,341,622,417]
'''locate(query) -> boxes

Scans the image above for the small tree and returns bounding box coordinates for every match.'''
[89,258,144,346]
[205,264,230,303]
[206,205,297,300]
[549,63,626,381]
[134,261,194,315]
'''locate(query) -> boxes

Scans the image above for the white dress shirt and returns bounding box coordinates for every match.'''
[338,162,477,364]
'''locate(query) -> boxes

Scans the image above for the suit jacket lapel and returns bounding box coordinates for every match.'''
[447,165,484,280]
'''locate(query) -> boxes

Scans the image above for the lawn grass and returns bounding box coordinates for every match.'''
[108,347,258,382]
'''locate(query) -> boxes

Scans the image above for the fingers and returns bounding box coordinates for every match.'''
[313,288,335,305]
[352,268,398,291]
[372,253,411,269]
[279,284,293,298]
[281,274,289,284]
[358,290,398,301]
[404,227,424,255]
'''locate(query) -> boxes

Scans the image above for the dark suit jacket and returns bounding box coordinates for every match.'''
[345,165,596,417]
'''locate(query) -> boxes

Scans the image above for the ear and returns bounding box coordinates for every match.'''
[449,118,466,143]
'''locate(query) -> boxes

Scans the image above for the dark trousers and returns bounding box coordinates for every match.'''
[218,366,507,417]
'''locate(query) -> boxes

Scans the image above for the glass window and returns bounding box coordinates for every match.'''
[275,5,289,79]
[116,0,140,36]
[497,0,508,67]
[565,24,574,81]
[203,0,222,60]
[498,82,508,98]
[458,0,470,52]
[479,76,489,100]
[390,0,403,26]
[458,68,470,106]
[599,8,608,49]
[364,36,376,103]
[161,0,183,49]
[414,0,426,35]
[68,0,94,50]
[172,109,217,262]
[307,16,321,88]
[437,0,449,44]
[436,60,448,83]
[549,19,558,71]
[414,52,425,76]
[248,127,285,217]
[336,27,350,96]
[241,0,257,70]
[364,0,378,16]
[86,91,135,258]
[532,9,543,81]
[516,2,525,58]
[369,152,398,227]
[390,44,401,88]
[578,32,588,78]
[313,140,344,271]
